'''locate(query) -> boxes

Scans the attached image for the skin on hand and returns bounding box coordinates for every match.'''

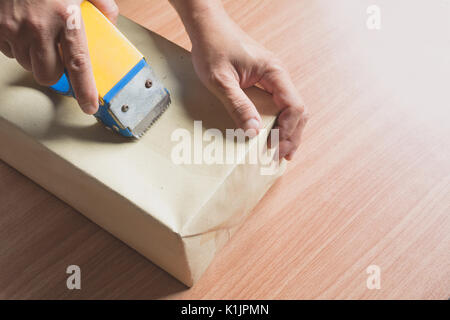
[191,26,309,160]
[0,0,119,114]
[171,0,309,160]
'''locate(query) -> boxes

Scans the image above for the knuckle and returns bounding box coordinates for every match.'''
[302,109,310,122]
[266,57,288,77]
[293,103,309,124]
[0,18,18,36]
[294,103,305,115]
[108,3,120,18]
[208,69,232,90]
[272,63,287,76]
[66,52,89,72]
[288,104,306,124]
[57,3,82,29]
[267,55,284,70]
[54,1,68,14]
[56,2,74,21]
[24,16,46,34]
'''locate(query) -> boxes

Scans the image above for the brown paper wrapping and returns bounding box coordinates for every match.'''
[0,17,285,286]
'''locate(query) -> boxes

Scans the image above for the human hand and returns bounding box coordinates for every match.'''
[189,12,309,160]
[0,0,119,114]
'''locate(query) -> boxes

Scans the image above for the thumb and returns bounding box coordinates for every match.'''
[89,0,119,24]
[210,72,262,135]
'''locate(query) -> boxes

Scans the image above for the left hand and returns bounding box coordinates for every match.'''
[190,17,309,160]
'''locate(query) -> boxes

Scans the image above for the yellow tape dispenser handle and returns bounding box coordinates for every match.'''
[51,1,143,95]
[50,1,170,138]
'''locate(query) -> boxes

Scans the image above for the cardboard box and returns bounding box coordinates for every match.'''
[0,17,285,286]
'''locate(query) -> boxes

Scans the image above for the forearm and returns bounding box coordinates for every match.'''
[169,0,235,47]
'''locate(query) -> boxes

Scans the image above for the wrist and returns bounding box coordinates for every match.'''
[169,0,233,48]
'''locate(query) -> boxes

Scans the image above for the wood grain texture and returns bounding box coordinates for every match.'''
[1,0,449,299]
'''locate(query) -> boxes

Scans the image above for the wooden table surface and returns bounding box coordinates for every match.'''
[1,0,449,299]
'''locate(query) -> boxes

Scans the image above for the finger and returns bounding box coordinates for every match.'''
[260,65,305,140]
[0,41,13,58]
[210,71,262,135]
[89,0,119,24]
[11,44,32,71]
[278,139,295,160]
[276,110,309,160]
[284,113,309,160]
[30,37,64,86]
[60,17,99,114]
[276,105,303,140]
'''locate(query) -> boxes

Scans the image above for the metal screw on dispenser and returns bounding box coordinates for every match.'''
[145,79,153,88]
[121,105,129,112]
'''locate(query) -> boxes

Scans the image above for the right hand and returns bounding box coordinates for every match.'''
[0,0,119,114]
